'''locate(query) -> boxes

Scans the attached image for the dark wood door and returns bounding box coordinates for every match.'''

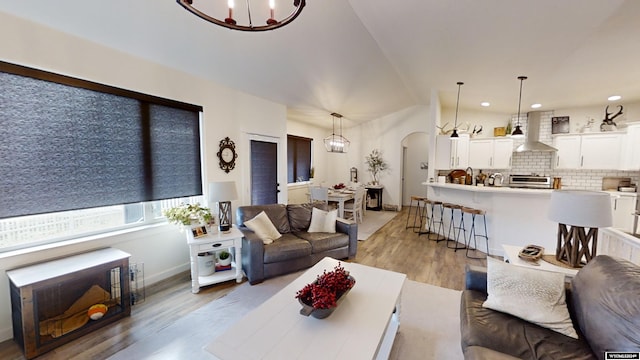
[250,140,279,205]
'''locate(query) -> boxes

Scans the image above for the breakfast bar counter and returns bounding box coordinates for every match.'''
[422,182,557,255]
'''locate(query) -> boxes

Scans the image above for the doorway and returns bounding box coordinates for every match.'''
[250,139,279,205]
[401,132,429,206]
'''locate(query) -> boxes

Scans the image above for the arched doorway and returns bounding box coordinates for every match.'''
[401,132,429,207]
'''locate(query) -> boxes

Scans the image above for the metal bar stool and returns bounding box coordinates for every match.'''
[422,200,444,241]
[462,207,489,259]
[405,195,428,232]
[443,203,466,251]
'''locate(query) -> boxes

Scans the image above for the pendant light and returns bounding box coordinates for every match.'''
[511,76,527,138]
[323,112,350,153]
[451,81,464,138]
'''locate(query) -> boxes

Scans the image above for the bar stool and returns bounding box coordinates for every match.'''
[462,207,489,259]
[423,200,444,241]
[443,203,466,251]
[405,195,428,232]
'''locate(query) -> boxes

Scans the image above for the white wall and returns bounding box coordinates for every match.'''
[0,11,287,342]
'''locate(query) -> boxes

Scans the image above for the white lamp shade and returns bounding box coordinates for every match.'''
[208,181,238,203]
[548,190,612,228]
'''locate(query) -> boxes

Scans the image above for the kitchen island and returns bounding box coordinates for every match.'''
[423,182,557,256]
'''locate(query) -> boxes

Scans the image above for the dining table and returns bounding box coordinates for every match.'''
[328,189,355,218]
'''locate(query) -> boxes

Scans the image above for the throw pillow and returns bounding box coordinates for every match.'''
[307,207,337,233]
[482,257,578,339]
[244,211,281,244]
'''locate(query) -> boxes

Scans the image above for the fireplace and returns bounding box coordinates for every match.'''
[7,248,131,359]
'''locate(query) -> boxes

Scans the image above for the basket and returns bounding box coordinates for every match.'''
[493,127,506,137]
[518,245,544,262]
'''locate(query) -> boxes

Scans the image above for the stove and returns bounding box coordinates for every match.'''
[508,175,552,189]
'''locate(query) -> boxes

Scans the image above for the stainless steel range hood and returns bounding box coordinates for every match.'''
[515,111,557,152]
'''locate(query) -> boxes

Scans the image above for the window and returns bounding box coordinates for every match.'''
[287,135,312,183]
[0,61,204,252]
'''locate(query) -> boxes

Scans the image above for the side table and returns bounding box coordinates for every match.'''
[187,226,244,293]
[502,244,578,277]
[365,185,383,211]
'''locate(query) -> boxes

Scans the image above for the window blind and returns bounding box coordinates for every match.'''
[0,64,203,219]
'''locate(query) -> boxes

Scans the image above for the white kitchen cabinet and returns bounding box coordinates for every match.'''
[620,122,640,170]
[468,138,513,169]
[553,133,622,170]
[435,134,469,169]
[610,193,637,234]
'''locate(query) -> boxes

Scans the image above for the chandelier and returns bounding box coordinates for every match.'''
[177,0,306,32]
[324,113,350,153]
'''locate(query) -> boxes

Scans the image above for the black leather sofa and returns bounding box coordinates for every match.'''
[236,203,357,285]
[460,255,640,360]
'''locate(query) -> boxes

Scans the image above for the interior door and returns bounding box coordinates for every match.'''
[250,140,279,205]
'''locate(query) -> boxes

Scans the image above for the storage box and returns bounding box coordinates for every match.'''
[493,127,506,136]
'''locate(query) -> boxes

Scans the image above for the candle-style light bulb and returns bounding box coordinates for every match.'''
[267,0,277,25]
[225,0,236,25]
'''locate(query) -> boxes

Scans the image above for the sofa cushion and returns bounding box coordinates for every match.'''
[287,203,314,232]
[243,211,282,244]
[483,257,578,339]
[237,204,291,234]
[293,231,349,253]
[570,255,640,357]
[308,207,337,233]
[461,290,596,360]
[263,233,312,264]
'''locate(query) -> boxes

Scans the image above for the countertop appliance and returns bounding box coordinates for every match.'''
[508,175,552,189]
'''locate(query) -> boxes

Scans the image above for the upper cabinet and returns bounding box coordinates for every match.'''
[552,133,622,170]
[620,122,640,171]
[435,134,469,170]
[468,138,513,169]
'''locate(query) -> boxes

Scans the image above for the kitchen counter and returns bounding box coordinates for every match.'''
[423,182,553,195]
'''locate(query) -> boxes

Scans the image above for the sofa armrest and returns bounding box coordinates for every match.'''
[238,227,266,284]
[336,217,358,259]
[465,264,487,294]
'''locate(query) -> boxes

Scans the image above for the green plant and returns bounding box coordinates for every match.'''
[365,149,389,184]
[163,203,212,226]
[218,250,231,260]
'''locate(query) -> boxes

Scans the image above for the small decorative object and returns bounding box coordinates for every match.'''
[163,203,213,228]
[217,137,238,173]
[518,244,544,263]
[87,304,108,320]
[493,127,506,137]
[600,105,623,132]
[296,263,355,319]
[365,149,389,185]
[217,250,232,266]
[582,117,595,133]
[333,183,346,190]
[191,225,208,238]
[551,116,570,134]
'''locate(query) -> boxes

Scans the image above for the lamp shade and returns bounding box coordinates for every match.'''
[548,190,612,228]
[208,181,238,203]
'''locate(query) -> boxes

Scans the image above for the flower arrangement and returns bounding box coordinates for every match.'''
[365,149,389,185]
[163,203,213,226]
[296,263,355,310]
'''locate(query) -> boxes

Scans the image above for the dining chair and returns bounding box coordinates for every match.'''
[309,186,329,205]
[343,186,366,223]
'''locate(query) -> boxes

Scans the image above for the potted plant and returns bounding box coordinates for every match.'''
[365,149,389,185]
[217,250,232,266]
[163,203,213,227]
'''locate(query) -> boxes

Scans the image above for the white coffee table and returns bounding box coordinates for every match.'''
[502,244,579,277]
[207,257,406,360]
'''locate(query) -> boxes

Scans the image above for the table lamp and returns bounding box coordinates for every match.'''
[209,181,238,233]
[548,190,612,268]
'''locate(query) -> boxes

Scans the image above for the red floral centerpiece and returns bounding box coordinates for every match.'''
[295,263,355,319]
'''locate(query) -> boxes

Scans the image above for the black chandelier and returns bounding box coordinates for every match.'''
[177,0,306,32]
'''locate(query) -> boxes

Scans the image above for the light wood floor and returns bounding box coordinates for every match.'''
[0,207,493,359]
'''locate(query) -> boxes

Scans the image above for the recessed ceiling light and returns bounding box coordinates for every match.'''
[531,103,542,109]
[608,95,622,101]
[480,102,490,107]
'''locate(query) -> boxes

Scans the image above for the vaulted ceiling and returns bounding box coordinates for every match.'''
[2,0,639,128]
